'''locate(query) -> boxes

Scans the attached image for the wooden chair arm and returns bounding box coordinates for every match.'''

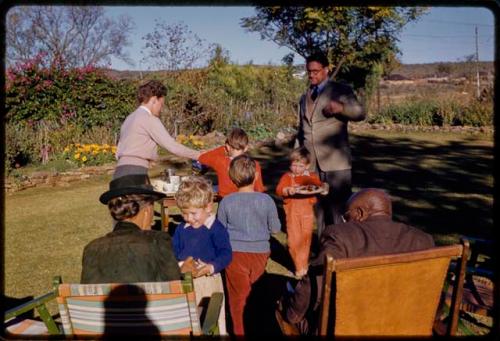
[201,292,224,335]
[4,291,60,335]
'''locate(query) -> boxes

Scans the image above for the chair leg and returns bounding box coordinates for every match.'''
[448,239,470,335]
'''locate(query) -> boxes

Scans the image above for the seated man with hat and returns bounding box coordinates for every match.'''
[81,174,181,283]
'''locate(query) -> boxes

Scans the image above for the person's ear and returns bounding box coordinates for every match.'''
[357,207,370,222]
[243,146,249,153]
[205,202,213,214]
[350,206,364,222]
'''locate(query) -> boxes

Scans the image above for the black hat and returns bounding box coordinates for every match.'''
[99,174,166,204]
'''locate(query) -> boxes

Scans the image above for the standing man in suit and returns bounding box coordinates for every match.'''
[295,52,366,241]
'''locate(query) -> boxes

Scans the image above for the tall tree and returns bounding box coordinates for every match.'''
[241,7,426,89]
[6,6,135,68]
[141,20,208,71]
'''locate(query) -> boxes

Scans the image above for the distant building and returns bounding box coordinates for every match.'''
[292,70,306,79]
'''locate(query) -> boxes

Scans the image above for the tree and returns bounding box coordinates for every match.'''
[141,20,208,71]
[6,6,135,68]
[241,7,426,89]
[208,43,230,68]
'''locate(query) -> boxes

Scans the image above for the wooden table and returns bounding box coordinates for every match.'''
[160,195,177,231]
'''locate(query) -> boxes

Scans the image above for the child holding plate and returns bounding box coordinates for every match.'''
[276,147,328,278]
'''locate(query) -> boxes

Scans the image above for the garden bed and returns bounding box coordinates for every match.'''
[4,125,492,194]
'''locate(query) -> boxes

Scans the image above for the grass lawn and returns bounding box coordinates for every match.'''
[3,129,494,333]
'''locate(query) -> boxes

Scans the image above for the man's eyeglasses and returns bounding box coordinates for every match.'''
[306,69,324,75]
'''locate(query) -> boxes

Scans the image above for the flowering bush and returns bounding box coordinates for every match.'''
[5,54,136,128]
[176,134,205,150]
[63,143,117,167]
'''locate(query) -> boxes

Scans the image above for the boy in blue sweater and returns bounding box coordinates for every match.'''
[174,176,232,335]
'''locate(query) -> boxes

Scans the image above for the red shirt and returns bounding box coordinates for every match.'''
[276,172,322,206]
[199,146,265,197]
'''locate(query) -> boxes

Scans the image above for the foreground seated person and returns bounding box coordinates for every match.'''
[276,188,435,335]
[81,174,181,283]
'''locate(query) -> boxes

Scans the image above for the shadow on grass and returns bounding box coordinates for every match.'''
[255,133,493,241]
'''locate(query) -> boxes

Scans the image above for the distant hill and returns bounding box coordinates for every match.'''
[390,61,494,79]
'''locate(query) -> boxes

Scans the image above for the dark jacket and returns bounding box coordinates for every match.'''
[81,221,181,284]
[283,216,434,333]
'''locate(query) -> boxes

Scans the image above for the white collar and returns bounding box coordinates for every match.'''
[292,170,310,177]
[184,213,216,229]
[139,105,153,116]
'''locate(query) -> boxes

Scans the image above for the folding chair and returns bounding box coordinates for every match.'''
[3,277,62,337]
[55,273,223,338]
[318,240,469,336]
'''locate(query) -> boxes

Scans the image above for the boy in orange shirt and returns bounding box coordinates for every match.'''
[276,147,328,278]
[198,128,265,197]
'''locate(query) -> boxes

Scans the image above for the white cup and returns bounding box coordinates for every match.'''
[163,182,175,193]
[170,175,181,186]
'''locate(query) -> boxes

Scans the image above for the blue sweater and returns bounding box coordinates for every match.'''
[172,218,232,274]
[217,192,281,253]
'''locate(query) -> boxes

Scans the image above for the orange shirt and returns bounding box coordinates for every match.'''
[199,146,265,197]
[276,172,322,206]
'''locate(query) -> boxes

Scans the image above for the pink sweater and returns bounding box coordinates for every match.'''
[116,106,199,168]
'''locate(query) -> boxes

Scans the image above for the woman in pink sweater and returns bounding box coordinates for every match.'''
[114,80,200,179]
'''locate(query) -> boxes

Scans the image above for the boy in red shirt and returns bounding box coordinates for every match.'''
[198,128,265,197]
[276,147,328,278]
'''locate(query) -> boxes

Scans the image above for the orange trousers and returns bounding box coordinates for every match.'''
[225,251,269,336]
[284,202,314,273]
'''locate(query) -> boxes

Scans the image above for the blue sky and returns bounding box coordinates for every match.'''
[106,6,495,71]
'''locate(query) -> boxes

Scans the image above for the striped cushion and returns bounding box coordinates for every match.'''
[57,281,201,336]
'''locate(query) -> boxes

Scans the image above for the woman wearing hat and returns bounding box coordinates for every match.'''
[81,174,181,283]
[113,80,201,179]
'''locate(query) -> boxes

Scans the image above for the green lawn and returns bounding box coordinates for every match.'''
[3,129,494,333]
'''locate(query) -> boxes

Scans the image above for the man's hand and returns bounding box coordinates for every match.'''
[180,256,196,273]
[322,100,344,117]
[320,183,329,196]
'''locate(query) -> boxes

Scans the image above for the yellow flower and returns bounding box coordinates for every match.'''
[74,153,80,160]
[63,147,70,153]
[82,156,87,162]
[92,150,98,155]
[83,145,91,152]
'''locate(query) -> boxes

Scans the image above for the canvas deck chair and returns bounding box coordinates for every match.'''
[55,273,223,338]
[318,240,469,336]
[3,277,62,337]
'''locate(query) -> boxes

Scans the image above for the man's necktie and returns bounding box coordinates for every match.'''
[311,86,319,101]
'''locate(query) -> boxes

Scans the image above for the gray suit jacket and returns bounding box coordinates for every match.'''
[296,81,365,172]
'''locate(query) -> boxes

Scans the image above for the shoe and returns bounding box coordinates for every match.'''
[275,305,300,335]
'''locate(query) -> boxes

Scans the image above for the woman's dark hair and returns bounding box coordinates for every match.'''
[108,194,155,221]
[137,80,167,105]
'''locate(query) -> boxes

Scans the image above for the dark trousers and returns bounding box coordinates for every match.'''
[113,165,148,179]
[314,168,352,240]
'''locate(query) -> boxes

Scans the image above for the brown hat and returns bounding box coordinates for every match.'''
[99,174,166,204]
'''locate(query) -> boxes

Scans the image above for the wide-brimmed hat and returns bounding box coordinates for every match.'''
[99,174,166,204]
